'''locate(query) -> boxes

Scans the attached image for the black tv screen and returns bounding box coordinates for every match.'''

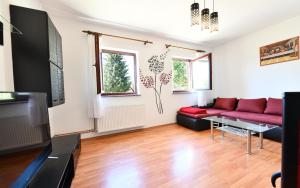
[0,92,51,155]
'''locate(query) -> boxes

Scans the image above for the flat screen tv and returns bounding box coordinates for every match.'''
[0,92,51,155]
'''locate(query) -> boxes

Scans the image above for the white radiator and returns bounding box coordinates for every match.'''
[96,104,146,133]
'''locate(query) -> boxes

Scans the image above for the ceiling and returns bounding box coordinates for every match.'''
[40,0,300,47]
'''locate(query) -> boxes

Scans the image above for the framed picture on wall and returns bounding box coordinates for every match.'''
[260,36,299,66]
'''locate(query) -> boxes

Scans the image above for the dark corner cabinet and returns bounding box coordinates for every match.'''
[10,5,65,107]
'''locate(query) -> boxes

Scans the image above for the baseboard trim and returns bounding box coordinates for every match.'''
[143,122,176,128]
[54,129,95,137]
[81,122,176,139]
[54,118,98,137]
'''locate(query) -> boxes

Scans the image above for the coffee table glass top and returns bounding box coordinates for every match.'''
[203,116,278,133]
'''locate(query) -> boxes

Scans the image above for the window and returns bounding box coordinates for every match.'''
[192,56,211,90]
[101,49,138,96]
[172,54,212,92]
[172,58,191,91]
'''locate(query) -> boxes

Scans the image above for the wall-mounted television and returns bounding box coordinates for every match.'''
[0,92,51,155]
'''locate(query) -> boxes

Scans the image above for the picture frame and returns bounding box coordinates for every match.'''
[260,36,299,66]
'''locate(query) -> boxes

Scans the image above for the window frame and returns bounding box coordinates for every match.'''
[172,53,212,93]
[100,49,138,96]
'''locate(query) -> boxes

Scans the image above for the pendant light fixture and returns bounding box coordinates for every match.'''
[210,0,219,32]
[190,0,219,33]
[191,0,200,26]
[201,0,210,30]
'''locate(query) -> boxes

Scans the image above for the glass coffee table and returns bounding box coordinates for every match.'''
[203,116,278,154]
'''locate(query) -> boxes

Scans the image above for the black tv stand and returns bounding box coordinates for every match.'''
[28,134,81,188]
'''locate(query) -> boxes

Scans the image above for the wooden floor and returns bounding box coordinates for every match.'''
[72,124,281,188]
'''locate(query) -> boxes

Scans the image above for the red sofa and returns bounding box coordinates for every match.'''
[177,97,283,142]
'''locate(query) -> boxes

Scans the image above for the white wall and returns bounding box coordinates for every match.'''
[213,14,300,99]
[47,15,209,135]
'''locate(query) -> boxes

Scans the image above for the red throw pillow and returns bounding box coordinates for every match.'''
[179,107,207,114]
[264,98,283,115]
[213,98,238,111]
[236,98,267,113]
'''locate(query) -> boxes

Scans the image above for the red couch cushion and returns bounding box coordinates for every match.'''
[214,97,238,111]
[264,98,283,115]
[178,108,229,119]
[236,98,267,113]
[179,107,207,114]
[221,111,282,126]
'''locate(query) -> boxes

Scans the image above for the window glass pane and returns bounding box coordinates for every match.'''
[172,59,190,91]
[102,51,136,93]
[192,58,210,90]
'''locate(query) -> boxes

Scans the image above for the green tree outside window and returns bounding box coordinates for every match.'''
[103,53,132,93]
[173,59,189,90]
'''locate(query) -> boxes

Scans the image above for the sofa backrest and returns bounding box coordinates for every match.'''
[236,98,267,113]
[213,97,238,111]
[212,97,283,115]
[264,98,283,115]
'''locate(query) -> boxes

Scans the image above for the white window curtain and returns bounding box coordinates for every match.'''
[86,35,104,118]
[197,90,213,107]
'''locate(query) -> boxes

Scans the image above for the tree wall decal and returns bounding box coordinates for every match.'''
[140,51,172,114]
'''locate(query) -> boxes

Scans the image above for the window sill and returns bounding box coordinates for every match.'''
[172,90,196,94]
[172,89,212,94]
[101,93,141,97]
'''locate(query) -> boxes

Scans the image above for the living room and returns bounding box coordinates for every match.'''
[1,0,300,187]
